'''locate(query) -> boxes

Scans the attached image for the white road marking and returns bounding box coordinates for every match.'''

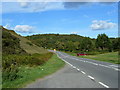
[56,54,79,70]
[85,61,98,65]
[77,68,80,71]
[99,64,112,68]
[58,52,120,71]
[81,71,86,74]
[114,68,119,71]
[70,64,73,67]
[98,82,109,88]
[88,75,95,80]
[73,66,76,68]
[109,65,118,68]
[56,52,111,88]
[56,54,73,67]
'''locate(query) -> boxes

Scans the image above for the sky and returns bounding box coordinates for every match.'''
[1,1,118,38]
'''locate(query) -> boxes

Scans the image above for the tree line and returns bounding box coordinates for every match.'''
[27,33,119,54]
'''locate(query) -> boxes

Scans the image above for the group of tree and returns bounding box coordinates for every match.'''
[26,33,119,54]
[96,34,119,52]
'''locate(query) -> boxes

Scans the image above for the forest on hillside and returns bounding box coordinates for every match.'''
[26,34,120,54]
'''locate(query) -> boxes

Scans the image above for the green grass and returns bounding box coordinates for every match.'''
[65,51,119,64]
[0,69,2,89]
[2,54,65,88]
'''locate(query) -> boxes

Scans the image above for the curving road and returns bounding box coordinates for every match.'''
[26,50,119,88]
[54,51,119,88]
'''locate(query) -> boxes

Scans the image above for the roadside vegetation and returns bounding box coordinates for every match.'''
[2,54,65,88]
[9,28,48,54]
[1,26,65,88]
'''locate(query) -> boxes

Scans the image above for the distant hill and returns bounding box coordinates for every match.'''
[26,33,119,53]
[1,26,48,54]
[26,34,94,53]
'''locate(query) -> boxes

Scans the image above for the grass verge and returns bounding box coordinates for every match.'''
[2,54,65,88]
[65,51,119,64]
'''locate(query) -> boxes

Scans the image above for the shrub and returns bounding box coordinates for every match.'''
[2,52,53,81]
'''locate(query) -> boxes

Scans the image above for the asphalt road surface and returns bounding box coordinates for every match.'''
[26,50,119,88]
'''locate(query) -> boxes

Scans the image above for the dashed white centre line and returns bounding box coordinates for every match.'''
[77,68,80,71]
[73,66,76,68]
[81,71,86,74]
[59,53,119,71]
[114,68,119,71]
[88,75,95,80]
[98,82,109,88]
[56,53,110,88]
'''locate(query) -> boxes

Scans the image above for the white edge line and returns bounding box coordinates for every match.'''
[56,54,75,68]
[56,53,110,88]
[98,82,109,88]
[58,52,119,71]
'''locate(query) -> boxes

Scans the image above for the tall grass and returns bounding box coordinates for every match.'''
[2,54,65,88]
[2,52,53,82]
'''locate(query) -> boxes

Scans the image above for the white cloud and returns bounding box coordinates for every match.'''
[90,20,116,30]
[3,24,13,30]
[2,1,117,14]
[14,25,34,33]
[2,2,64,13]
[29,2,64,12]
[19,2,29,8]
[71,32,78,34]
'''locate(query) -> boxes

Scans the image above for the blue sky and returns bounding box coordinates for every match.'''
[1,2,118,38]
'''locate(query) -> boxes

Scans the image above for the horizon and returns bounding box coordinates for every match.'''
[1,2,118,38]
[2,25,117,39]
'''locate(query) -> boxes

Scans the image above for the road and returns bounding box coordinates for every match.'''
[26,50,119,88]
[55,51,119,88]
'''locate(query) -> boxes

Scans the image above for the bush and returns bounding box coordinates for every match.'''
[2,52,53,82]
[2,28,26,54]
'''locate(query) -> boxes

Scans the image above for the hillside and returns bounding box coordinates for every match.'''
[2,26,26,55]
[26,34,119,54]
[26,34,94,53]
[2,26,52,84]
[1,26,48,54]
[1,26,65,88]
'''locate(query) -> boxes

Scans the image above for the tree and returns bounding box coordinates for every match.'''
[64,41,75,52]
[112,38,120,51]
[95,34,111,51]
[79,38,93,52]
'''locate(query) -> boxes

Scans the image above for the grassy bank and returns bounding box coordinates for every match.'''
[9,30,48,54]
[65,51,119,64]
[2,54,65,88]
